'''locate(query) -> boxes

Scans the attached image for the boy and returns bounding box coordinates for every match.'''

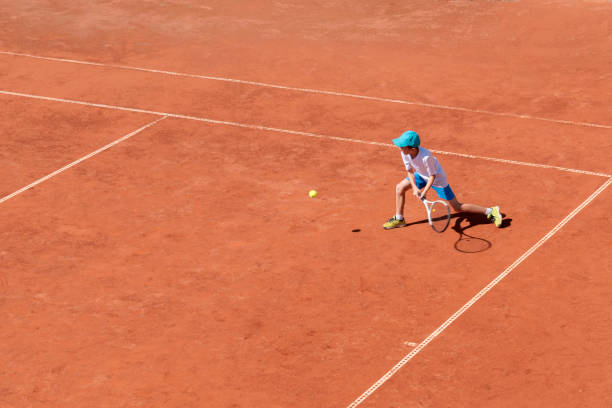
[383,130,503,230]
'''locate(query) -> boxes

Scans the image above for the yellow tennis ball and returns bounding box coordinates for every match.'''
[308,190,318,198]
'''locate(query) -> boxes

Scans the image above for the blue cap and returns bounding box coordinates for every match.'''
[393,130,420,148]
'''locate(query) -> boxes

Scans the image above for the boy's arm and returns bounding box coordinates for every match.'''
[419,174,436,199]
[406,169,419,194]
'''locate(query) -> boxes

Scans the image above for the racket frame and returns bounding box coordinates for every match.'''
[420,197,451,232]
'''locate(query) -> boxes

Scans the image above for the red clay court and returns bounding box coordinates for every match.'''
[1,1,611,407]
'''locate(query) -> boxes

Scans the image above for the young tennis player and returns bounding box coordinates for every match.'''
[383,130,503,230]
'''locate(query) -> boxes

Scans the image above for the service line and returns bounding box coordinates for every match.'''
[346,176,612,407]
[1,50,610,130]
[0,116,167,204]
[1,90,610,179]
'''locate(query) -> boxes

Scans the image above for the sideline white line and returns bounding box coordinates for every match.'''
[1,50,610,130]
[0,116,166,204]
[2,90,610,178]
[346,176,612,408]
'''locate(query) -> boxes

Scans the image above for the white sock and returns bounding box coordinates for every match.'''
[395,214,404,220]
[485,208,492,216]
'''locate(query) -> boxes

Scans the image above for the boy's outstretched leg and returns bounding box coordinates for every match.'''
[447,197,503,227]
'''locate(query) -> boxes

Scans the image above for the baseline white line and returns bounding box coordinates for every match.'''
[346,176,612,408]
[1,50,610,130]
[1,90,610,178]
[0,116,167,204]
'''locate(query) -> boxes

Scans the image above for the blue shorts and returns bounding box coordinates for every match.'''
[408,173,455,200]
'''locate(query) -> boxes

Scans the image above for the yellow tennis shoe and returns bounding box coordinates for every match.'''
[487,206,503,227]
[383,216,406,230]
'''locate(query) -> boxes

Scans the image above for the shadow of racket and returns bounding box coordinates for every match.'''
[451,213,493,253]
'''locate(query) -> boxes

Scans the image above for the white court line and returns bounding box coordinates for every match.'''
[0,116,166,204]
[1,90,610,178]
[1,50,610,130]
[428,150,610,178]
[347,176,612,408]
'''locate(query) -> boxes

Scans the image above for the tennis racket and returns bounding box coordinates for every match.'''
[420,196,451,233]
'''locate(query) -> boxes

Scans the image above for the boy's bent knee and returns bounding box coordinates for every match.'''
[396,181,410,194]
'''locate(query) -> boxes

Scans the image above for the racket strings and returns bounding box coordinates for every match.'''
[430,201,450,232]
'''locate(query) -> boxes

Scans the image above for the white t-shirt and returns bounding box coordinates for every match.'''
[401,147,449,188]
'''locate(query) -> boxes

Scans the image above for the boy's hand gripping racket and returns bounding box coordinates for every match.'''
[420,196,451,233]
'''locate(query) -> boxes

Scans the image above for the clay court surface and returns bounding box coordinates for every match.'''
[1,1,611,407]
